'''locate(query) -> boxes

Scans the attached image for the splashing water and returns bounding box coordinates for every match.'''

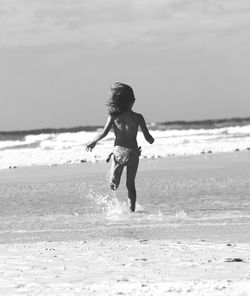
[106,196,129,220]
[86,189,129,220]
[85,189,148,220]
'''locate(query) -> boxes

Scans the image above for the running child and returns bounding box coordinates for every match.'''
[86,82,154,212]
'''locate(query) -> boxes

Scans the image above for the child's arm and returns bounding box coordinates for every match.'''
[86,116,113,151]
[138,114,154,144]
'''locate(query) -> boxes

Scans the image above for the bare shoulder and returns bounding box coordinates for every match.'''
[105,115,114,126]
[131,111,143,121]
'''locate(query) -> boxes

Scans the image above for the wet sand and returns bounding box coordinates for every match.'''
[0,152,250,295]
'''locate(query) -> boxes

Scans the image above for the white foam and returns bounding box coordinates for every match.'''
[86,190,130,220]
[1,125,250,169]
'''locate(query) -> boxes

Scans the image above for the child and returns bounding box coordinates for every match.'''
[86,82,154,212]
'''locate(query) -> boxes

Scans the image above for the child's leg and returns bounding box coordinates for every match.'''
[126,157,139,212]
[109,158,124,191]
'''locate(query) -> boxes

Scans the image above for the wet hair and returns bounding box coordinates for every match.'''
[107,82,135,117]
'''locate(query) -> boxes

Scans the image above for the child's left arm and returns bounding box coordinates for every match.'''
[138,114,154,144]
[86,116,113,151]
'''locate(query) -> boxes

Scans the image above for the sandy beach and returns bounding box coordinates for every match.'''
[2,0,250,294]
[0,239,250,295]
[0,152,250,295]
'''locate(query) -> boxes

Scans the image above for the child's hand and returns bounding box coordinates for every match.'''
[148,135,154,144]
[86,141,96,152]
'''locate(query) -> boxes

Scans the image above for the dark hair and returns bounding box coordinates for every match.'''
[107,82,135,117]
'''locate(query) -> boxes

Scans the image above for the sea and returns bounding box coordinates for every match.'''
[1,117,250,170]
[0,117,250,244]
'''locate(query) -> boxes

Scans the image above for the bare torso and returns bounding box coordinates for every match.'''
[112,110,139,148]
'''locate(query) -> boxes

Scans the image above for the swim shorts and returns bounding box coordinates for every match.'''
[108,146,141,190]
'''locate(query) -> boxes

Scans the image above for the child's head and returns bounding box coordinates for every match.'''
[107,82,135,117]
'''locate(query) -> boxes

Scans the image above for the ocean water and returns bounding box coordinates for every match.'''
[1,154,250,244]
[1,117,250,169]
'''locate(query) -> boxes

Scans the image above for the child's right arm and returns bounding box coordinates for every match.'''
[138,114,154,144]
[86,116,113,151]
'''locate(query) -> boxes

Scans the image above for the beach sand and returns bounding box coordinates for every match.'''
[0,239,250,295]
[0,152,250,295]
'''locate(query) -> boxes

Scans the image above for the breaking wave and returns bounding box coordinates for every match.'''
[1,117,250,169]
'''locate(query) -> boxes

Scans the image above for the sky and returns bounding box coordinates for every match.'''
[0,0,250,130]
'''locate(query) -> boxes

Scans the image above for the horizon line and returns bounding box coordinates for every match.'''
[1,115,250,135]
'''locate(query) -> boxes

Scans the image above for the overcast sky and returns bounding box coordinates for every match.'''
[0,0,250,130]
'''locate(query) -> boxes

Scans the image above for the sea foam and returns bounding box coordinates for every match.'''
[1,121,250,169]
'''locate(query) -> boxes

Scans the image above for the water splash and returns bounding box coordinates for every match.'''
[86,189,129,220]
[106,193,129,220]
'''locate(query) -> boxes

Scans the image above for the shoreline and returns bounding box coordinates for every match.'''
[1,223,250,245]
[1,149,250,174]
[1,150,250,245]
[1,150,250,295]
